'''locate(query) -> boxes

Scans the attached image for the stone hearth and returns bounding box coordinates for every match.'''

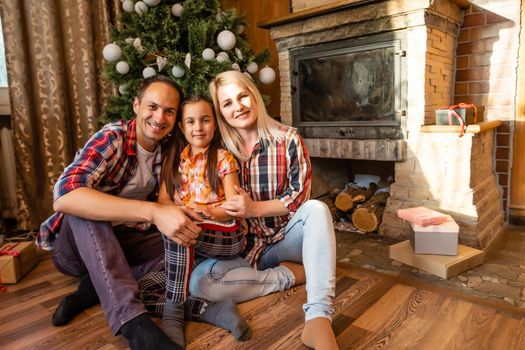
[260,0,505,249]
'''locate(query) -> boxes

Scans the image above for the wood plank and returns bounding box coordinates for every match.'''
[352,286,435,349]
[366,291,447,349]
[509,0,525,221]
[420,120,502,134]
[417,298,475,349]
[2,253,525,349]
[258,0,377,28]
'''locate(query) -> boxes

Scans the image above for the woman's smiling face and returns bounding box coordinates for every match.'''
[217,82,258,131]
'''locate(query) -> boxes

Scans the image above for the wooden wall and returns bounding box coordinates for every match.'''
[510,2,525,223]
[219,0,289,118]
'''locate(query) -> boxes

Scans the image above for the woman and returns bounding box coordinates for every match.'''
[189,70,338,350]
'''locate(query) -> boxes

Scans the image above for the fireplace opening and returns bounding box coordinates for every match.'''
[290,31,407,140]
[311,157,394,199]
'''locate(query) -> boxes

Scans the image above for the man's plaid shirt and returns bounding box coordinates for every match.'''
[241,126,312,266]
[37,119,162,250]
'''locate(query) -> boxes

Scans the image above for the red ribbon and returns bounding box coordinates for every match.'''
[0,242,21,292]
[0,243,21,257]
[443,103,478,138]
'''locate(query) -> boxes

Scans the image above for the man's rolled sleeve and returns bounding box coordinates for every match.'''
[53,130,120,201]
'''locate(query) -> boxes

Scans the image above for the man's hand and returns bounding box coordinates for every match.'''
[221,185,258,218]
[152,204,202,247]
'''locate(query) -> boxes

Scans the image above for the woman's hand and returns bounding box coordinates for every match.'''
[221,185,258,218]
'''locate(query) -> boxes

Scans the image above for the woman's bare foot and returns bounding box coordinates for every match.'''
[301,317,338,350]
[280,261,305,286]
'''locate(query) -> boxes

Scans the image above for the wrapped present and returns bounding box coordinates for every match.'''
[389,240,484,279]
[410,215,459,255]
[435,103,484,137]
[0,241,39,284]
[397,206,448,226]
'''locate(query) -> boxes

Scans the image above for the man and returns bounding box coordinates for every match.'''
[38,76,244,350]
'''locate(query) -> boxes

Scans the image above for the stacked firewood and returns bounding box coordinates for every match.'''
[329,182,390,233]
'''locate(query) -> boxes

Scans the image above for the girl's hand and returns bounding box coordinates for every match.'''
[192,206,214,220]
[221,185,258,218]
[172,192,183,206]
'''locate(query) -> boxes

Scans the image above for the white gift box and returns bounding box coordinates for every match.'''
[410,215,459,256]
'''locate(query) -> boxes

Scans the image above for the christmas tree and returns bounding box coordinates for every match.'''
[101,0,275,122]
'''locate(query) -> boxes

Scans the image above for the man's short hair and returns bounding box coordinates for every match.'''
[136,75,183,101]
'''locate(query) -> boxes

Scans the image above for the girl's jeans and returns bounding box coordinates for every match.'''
[189,200,336,321]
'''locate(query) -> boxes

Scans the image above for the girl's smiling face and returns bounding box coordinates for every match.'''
[179,100,217,155]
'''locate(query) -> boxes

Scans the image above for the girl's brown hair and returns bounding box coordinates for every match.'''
[161,95,223,201]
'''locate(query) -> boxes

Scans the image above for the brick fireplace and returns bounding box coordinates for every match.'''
[260,0,505,249]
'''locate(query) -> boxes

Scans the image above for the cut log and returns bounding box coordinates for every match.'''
[334,185,361,211]
[351,192,390,233]
[353,182,378,203]
[334,183,378,212]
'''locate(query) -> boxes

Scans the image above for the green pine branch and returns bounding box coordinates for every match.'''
[101,0,271,122]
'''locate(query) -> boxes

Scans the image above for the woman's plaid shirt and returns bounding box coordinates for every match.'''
[241,126,312,266]
[37,119,162,250]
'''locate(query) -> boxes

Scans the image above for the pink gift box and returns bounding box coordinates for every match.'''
[397,206,449,226]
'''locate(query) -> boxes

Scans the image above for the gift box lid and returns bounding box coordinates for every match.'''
[411,215,459,233]
[397,206,449,226]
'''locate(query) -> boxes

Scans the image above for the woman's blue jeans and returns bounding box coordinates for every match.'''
[189,200,336,321]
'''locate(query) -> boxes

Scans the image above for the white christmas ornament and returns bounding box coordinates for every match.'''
[133,38,144,52]
[231,63,240,71]
[125,37,135,44]
[118,85,128,95]
[259,67,276,84]
[156,56,168,71]
[171,3,183,17]
[116,61,130,74]
[216,51,229,63]
[103,43,122,62]
[142,66,156,78]
[246,62,258,74]
[235,48,243,60]
[144,0,161,6]
[122,0,134,13]
[172,65,185,78]
[135,1,148,15]
[202,48,215,61]
[217,30,236,51]
[184,53,192,68]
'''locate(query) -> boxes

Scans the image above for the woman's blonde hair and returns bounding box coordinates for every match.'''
[209,70,285,161]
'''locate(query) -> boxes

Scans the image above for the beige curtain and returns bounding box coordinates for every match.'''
[0,0,121,230]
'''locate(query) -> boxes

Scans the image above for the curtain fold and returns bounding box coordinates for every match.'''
[0,0,119,229]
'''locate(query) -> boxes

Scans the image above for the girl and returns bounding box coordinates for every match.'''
[189,70,338,350]
[158,95,250,347]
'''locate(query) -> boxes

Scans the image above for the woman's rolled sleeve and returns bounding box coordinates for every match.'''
[276,129,312,213]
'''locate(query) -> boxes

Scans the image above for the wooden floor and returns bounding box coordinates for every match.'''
[2,251,525,350]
